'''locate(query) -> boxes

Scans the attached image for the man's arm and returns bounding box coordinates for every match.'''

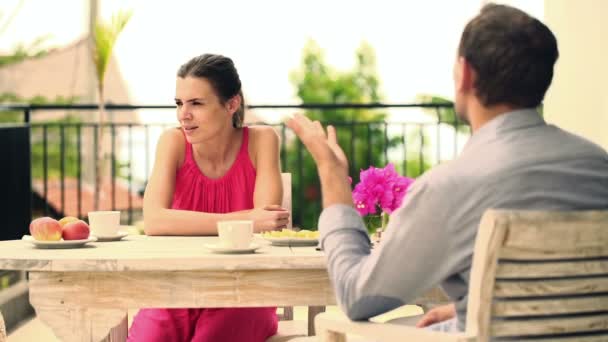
[319,177,456,320]
[285,114,458,320]
[318,163,353,208]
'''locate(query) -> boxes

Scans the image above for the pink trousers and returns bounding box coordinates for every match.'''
[128,307,277,342]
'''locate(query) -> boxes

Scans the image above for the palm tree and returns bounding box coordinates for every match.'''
[91,10,132,210]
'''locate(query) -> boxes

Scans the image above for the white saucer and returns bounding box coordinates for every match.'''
[22,235,98,249]
[204,243,261,254]
[92,231,129,242]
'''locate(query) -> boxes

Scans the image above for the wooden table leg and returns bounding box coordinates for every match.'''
[28,271,129,341]
[35,306,127,342]
[107,314,128,342]
[307,305,326,336]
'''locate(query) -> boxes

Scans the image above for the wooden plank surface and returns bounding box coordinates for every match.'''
[28,270,336,309]
[496,260,608,278]
[497,210,608,260]
[464,210,508,339]
[35,306,128,342]
[491,313,608,337]
[494,277,608,297]
[492,295,608,316]
[500,246,608,260]
[3,234,331,341]
[509,334,608,342]
[0,236,326,271]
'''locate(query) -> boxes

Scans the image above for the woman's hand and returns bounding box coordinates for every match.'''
[248,205,290,232]
[415,303,456,328]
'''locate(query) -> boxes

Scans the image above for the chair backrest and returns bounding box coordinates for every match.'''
[281,173,292,229]
[466,210,608,341]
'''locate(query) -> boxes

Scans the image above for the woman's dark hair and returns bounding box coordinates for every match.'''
[177,54,245,128]
[458,4,559,108]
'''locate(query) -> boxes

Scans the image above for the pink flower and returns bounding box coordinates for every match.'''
[353,190,376,216]
[351,163,414,216]
[387,175,415,213]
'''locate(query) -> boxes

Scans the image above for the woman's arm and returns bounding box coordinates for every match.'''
[251,126,283,206]
[250,126,290,232]
[143,129,245,235]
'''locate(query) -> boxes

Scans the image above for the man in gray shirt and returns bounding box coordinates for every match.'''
[286,4,608,332]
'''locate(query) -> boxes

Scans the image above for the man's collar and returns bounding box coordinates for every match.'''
[463,108,545,151]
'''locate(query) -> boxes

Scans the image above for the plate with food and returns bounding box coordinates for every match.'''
[22,235,98,249]
[24,216,97,249]
[261,228,319,247]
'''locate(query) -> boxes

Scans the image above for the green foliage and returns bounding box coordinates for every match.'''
[0,93,81,178]
[416,94,469,133]
[291,41,383,112]
[0,2,51,67]
[0,93,79,123]
[0,92,78,105]
[91,9,132,210]
[0,271,18,290]
[92,10,133,90]
[30,115,82,179]
[289,40,416,229]
[0,35,50,67]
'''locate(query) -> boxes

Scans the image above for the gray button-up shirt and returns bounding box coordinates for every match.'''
[318,109,608,331]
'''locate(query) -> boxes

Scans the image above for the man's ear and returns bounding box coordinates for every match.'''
[458,57,476,93]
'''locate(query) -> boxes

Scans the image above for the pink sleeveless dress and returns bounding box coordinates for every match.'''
[128,127,278,342]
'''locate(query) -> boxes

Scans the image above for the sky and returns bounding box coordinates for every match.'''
[1,0,544,123]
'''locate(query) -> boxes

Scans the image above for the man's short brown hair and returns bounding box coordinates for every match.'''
[458,4,559,108]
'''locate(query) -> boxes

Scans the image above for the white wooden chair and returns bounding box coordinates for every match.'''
[268,173,326,341]
[281,172,293,230]
[304,209,608,341]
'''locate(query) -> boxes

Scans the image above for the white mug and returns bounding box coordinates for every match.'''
[88,211,121,237]
[217,220,253,249]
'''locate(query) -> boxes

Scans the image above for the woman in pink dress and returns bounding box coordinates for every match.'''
[128,54,290,342]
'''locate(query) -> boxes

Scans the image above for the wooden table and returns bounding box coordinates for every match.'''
[0,235,335,341]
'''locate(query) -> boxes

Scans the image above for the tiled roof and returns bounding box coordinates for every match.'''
[32,178,142,219]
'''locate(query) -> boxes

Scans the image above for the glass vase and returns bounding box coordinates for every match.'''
[364,212,389,234]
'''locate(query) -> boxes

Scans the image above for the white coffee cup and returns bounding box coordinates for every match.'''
[88,211,121,237]
[217,220,253,249]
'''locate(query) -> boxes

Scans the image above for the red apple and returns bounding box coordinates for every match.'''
[58,216,79,227]
[29,217,62,241]
[61,220,90,240]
